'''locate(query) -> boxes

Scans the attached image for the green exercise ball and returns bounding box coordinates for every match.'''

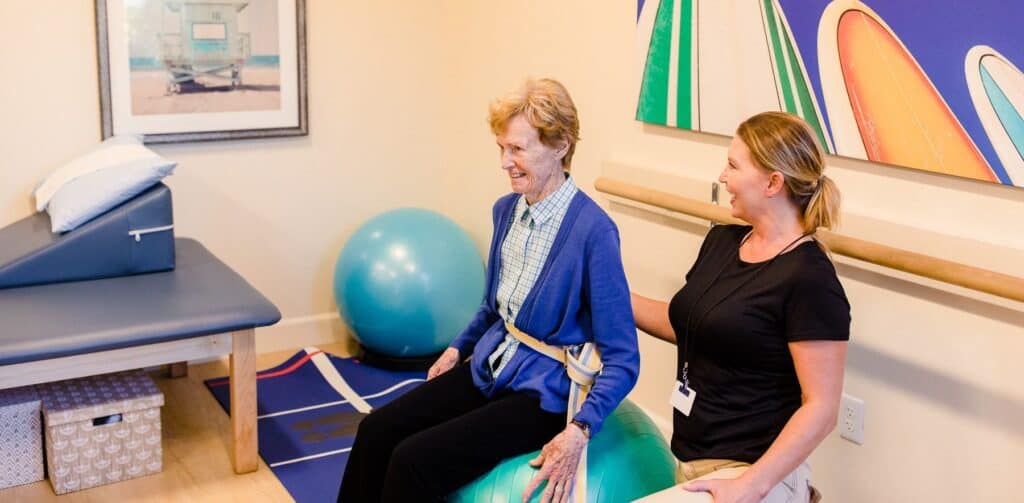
[450,400,677,502]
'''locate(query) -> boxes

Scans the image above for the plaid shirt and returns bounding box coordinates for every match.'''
[488,175,578,377]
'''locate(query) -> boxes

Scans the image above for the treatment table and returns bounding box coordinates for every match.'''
[0,238,281,473]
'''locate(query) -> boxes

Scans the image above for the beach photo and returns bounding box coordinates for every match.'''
[127,0,281,115]
[98,0,307,143]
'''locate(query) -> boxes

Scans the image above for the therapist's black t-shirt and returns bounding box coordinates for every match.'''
[668,224,850,463]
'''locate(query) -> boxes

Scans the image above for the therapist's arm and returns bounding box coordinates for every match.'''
[631,293,676,344]
[684,340,846,502]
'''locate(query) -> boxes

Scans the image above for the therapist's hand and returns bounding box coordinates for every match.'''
[682,476,764,503]
[427,347,460,380]
[522,424,588,503]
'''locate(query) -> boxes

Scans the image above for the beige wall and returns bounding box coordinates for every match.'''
[2,1,1023,501]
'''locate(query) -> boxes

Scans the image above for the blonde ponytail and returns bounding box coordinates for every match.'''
[803,174,841,233]
[736,112,842,234]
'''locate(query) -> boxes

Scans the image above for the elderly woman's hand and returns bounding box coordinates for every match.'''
[426,347,460,380]
[521,424,588,503]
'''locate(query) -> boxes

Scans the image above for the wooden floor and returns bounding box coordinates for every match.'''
[1,342,353,503]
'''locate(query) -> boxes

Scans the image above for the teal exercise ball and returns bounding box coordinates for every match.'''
[450,400,677,502]
[333,208,485,358]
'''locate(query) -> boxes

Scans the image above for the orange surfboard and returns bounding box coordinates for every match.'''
[818,0,996,182]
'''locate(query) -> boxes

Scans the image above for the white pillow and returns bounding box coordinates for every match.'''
[34,136,177,233]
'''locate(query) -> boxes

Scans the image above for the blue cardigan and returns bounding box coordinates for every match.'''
[450,191,639,435]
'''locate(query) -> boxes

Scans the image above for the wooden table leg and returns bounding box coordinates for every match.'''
[168,361,188,378]
[230,328,258,473]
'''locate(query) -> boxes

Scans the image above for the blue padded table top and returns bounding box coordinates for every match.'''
[0,238,281,366]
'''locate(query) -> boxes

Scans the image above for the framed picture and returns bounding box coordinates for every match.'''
[96,0,308,144]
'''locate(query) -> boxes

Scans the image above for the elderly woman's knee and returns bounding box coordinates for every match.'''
[354,407,398,442]
[387,433,435,479]
[381,435,448,500]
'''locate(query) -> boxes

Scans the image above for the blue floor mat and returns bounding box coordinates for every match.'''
[204,348,425,502]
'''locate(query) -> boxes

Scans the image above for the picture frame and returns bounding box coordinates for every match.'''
[96,0,308,144]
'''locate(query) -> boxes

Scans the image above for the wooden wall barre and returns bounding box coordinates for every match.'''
[594,176,1024,304]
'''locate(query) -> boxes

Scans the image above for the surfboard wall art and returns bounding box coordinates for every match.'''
[636,0,1024,188]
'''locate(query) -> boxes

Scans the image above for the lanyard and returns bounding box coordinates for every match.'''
[679,230,812,389]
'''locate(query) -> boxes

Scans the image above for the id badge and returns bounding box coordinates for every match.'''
[670,380,697,416]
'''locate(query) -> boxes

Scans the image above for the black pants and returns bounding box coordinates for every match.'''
[337,362,565,502]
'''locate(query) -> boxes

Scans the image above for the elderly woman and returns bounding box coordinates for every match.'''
[338,78,639,503]
[634,112,850,503]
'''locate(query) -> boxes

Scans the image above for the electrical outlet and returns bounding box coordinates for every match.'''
[839,393,865,445]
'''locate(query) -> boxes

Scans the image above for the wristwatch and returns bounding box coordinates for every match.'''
[570,418,591,438]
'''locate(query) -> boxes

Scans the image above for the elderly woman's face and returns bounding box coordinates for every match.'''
[496,114,566,204]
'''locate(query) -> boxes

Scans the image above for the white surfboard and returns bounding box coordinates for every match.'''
[965,45,1024,185]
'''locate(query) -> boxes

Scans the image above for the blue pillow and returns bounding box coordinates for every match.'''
[34,136,176,233]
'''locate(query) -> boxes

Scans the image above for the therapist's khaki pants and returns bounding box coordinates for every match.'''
[634,459,815,503]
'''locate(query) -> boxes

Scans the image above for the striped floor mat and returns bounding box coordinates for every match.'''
[205,348,425,502]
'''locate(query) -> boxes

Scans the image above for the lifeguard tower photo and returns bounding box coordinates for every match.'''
[127,0,281,115]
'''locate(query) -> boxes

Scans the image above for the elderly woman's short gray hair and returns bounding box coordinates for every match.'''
[488,78,581,171]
